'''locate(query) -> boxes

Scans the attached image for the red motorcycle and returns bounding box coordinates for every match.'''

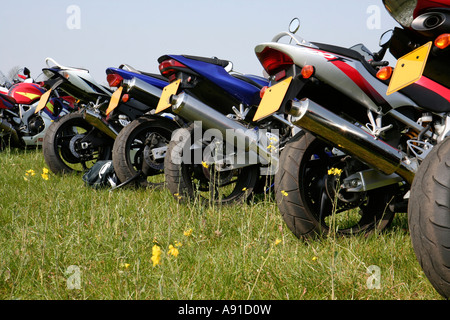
[0,68,77,149]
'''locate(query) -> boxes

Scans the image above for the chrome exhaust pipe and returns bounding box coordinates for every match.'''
[122,77,163,106]
[169,92,276,165]
[289,98,416,185]
[0,119,20,145]
[83,109,119,139]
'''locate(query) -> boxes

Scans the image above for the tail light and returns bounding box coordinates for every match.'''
[158,59,188,78]
[434,33,450,49]
[256,47,294,76]
[107,74,124,87]
[376,66,393,80]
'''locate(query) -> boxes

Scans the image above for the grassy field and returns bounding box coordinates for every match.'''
[0,148,443,300]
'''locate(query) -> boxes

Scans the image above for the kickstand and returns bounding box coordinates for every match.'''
[109,170,143,191]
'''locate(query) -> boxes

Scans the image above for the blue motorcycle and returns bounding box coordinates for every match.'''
[112,54,293,203]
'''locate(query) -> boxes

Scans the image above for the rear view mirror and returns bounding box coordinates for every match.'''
[379,29,393,47]
[289,18,300,34]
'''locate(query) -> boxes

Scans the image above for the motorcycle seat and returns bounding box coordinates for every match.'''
[311,42,378,77]
[138,71,168,82]
[0,93,17,105]
[231,74,264,89]
[180,55,231,68]
[400,79,450,113]
[117,64,168,82]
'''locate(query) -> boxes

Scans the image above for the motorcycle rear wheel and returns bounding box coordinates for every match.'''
[112,116,179,188]
[43,112,113,174]
[274,131,396,239]
[408,137,450,299]
[164,124,259,205]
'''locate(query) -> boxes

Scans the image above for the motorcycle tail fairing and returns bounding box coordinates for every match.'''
[159,54,267,110]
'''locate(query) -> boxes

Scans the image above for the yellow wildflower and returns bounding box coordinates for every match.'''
[183,228,193,237]
[173,192,182,200]
[120,263,131,269]
[174,241,182,247]
[281,190,288,197]
[41,173,49,180]
[274,239,282,246]
[327,168,343,176]
[25,169,35,176]
[312,256,318,261]
[201,161,209,169]
[151,245,162,267]
[168,244,179,257]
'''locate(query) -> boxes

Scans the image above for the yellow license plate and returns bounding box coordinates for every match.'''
[106,86,124,115]
[155,79,181,114]
[35,89,52,113]
[386,41,432,95]
[253,77,292,122]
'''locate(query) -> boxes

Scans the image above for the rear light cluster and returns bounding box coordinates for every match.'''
[107,74,123,87]
[257,47,294,77]
[159,59,188,81]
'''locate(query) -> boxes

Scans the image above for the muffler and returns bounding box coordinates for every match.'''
[169,92,277,166]
[0,119,20,145]
[122,77,163,107]
[289,98,416,185]
[83,109,119,139]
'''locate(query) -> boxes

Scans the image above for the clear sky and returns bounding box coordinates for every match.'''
[0,0,399,85]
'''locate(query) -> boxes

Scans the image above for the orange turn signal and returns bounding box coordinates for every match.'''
[376,66,393,80]
[260,86,268,98]
[301,65,315,79]
[434,33,450,49]
[121,94,130,103]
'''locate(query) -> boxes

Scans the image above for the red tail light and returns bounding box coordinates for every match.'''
[107,74,124,87]
[256,47,294,76]
[158,59,188,77]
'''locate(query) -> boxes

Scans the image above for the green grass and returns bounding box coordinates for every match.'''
[0,148,443,300]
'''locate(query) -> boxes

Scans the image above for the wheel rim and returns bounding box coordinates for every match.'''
[300,139,394,235]
[124,123,174,187]
[54,117,111,172]
[178,132,257,204]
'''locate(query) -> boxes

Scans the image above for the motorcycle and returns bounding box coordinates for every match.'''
[106,66,182,188]
[114,54,291,203]
[383,0,450,299]
[40,58,168,175]
[0,70,12,94]
[250,0,450,297]
[0,67,77,150]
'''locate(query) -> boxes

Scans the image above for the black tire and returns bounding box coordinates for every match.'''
[408,137,450,299]
[164,124,259,204]
[112,116,180,188]
[43,112,113,174]
[274,131,396,239]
